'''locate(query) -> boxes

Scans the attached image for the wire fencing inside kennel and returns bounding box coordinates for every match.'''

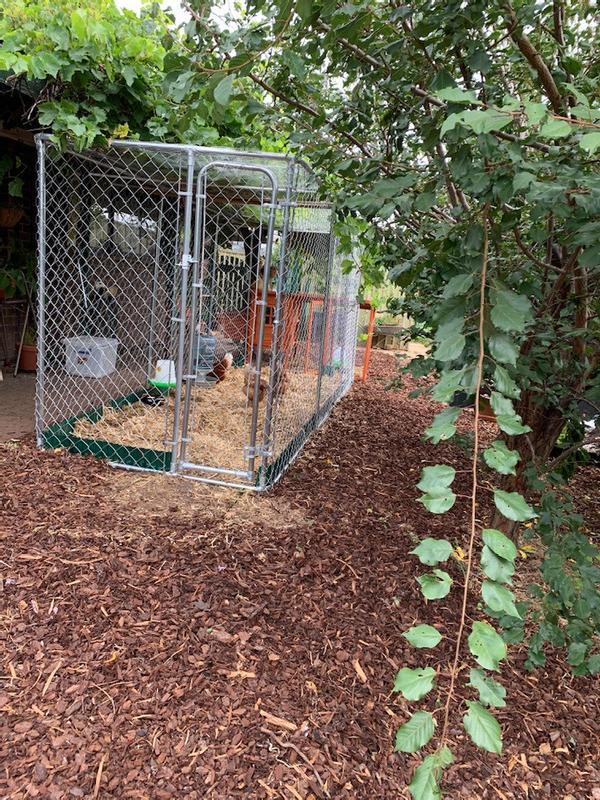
[36,136,359,489]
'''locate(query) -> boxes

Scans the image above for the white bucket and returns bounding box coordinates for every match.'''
[149,359,177,389]
[65,336,118,378]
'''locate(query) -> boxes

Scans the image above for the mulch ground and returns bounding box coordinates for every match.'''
[1,351,598,800]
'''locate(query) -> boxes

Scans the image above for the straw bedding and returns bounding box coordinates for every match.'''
[73,367,318,471]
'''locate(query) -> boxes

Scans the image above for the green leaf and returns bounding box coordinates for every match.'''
[493,490,536,522]
[513,172,535,192]
[411,538,454,566]
[424,407,461,444]
[468,621,507,670]
[442,273,473,299]
[482,580,521,618]
[483,441,520,475]
[431,369,465,403]
[417,465,456,492]
[296,0,313,22]
[490,290,531,333]
[481,545,515,584]
[393,667,436,701]
[213,74,235,106]
[417,462,458,515]
[395,711,435,753]
[417,569,453,600]
[539,118,573,139]
[482,529,517,562]
[463,701,503,753]
[489,333,518,366]
[408,747,454,800]
[434,332,465,362]
[524,101,547,125]
[402,624,443,648]
[493,365,520,399]
[436,87,479,104]
[459,109,513,134]
[468,668,506,708]
[495,415,532,435]
[580,131,600,155]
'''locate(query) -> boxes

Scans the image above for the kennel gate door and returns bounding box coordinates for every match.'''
[175,161,279,487]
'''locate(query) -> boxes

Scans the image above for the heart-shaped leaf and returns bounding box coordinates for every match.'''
[463,701,503,753]
[483,441,520,475]
[468,620,507,670]
[417,465,456,492]
[395,710,435,753]
[482,529,517,562]
[402,624,443,648]
[493,490,536,522]
[490,291,531,332]
[482,580,521,618]
[408,747,454,800]
[417,569,453,600]
[393,667,436,701]
[411,538,454,566]
[481,545,515,584]
[469,668,506,708]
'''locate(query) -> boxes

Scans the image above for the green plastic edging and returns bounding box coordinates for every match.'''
[41,387,172,472]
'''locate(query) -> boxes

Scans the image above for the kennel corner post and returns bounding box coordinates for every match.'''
[170,148,197,473]
[35,136,47,447]
[259,159,296,489]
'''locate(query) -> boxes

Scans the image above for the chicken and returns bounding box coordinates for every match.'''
[243,364,288,404]
[207,352,233,383]
[244,365,268,403]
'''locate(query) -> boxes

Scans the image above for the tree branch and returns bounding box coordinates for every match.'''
[504,1,564,114]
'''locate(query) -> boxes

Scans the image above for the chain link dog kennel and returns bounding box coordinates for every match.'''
[35,136,359,489]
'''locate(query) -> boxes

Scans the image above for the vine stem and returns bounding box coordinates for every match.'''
[439,205,490,749]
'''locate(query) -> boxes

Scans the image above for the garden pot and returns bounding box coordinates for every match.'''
[0,206,24,228]
[478,397,496,422]
[19,344,37,372]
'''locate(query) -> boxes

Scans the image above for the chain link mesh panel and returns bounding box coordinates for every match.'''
[36,138,359,489]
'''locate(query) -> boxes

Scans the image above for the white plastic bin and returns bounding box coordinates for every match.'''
[65,336,118,378]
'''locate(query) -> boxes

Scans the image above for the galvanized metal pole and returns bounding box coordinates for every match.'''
[35,136,47,447]
[170,149,196,473]
[314,209,336,423]
[259,160,295,488]
[147,196,164,378]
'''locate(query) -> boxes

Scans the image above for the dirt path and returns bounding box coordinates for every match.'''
[1,353,598,799]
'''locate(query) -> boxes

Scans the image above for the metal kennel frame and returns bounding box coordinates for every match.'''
[35,135,359,489]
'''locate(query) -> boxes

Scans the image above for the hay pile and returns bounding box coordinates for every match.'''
[73,367,318,472]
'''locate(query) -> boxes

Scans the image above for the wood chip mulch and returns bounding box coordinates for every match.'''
[1,351,598,800]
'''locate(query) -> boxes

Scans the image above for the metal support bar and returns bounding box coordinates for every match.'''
[260,161,296,489]
[170,149,196,472]
[315,211,336,422]
[35,136,47,446]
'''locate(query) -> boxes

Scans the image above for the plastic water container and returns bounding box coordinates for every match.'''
[149,359,177,391]
[65,336,118,378]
